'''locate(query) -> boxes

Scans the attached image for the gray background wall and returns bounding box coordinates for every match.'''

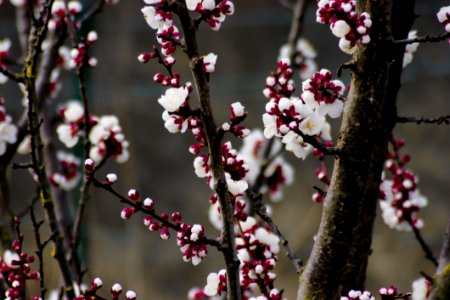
[1,0,449,298]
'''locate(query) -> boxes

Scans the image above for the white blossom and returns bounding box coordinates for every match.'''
[203,53,218,73]
[158,86,189,112]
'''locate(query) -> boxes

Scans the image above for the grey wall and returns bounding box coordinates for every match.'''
[1,1,449,298]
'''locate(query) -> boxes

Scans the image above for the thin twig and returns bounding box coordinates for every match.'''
[407,218,439,267]
[79,0,106,25]
[250,191,303,274]
[29,205,48,300]
[395,32,450,45]
[23,0,76,297]
[397,115,450,125]
[0,66,24,83]
[174,1,241,298]
[90,176,221,248]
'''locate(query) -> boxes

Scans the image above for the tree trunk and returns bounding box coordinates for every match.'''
[297,1,415,298]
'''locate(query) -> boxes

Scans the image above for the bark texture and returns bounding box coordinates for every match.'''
[297,1,415,298]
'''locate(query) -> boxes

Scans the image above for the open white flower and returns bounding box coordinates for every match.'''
[3,249,20,269]
[158,86,189,112]
[225,172,248,196]
[203,53,218,73]
[63,101,84,122]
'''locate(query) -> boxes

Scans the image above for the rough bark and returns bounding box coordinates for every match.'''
[296,1,414,298]
[429,217,450,300]
[340,0,416,291]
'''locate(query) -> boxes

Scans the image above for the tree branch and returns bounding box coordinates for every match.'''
[0,66,24,83]
[397,115,450,125]
[395,32,450,45]
[429,217,450,300]
[250,191,303,274]
[406,218,439,267]
[174,1,241,299]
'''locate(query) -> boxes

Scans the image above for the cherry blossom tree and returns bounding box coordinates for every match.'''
[0,0,449,300]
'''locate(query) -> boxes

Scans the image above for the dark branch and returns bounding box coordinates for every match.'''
[395,32,450,45]
[0,66,24,83]
[397,115,450,125]
[407,218,439,267]
[249,191,303,274]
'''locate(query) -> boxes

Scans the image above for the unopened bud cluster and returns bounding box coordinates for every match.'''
[69,31,99,68]
[49,0,83,31]
[75,278,137,300]
[117,186,209,266]
[1,240,40,299]
[340,290,375,300]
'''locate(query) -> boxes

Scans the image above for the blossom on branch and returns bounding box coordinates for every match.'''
[278,38,317,80]
[49,151,81,191]
[340,290,375,300]
[403,30,420,68]
[186,0,235,31]
[316,0,372,54]
[263,64,340,158]
[0,38,11,84]
[379,138,428,231]
[0,101,18,156]
[437,6,450,33]
[89,115,130,164]
[239,130,294,202]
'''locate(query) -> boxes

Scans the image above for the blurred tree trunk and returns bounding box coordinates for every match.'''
[297,1,415,299]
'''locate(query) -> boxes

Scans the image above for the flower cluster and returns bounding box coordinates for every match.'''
[194,141,249,197]
[1,241,40,299]
[437,6,450,33]
[158,84,193,133]
[0,38,11,84]
[176,223,208,266]
[49,0,83,31]
[403,30,420,68]
[278,38,317,80]
[75,278,137,300]
[193,216,283,300]
[219,102,250,139]
[57,101,129,164]
[0,99,18,156]
[89,115,129,164]
[379,138,428,231]
[69,31,99,69]
[141,1,179,57]
[340,290,375,300]
[239,130,294,202]
[186,0,235,31]
[316,0,372,54]
[263,64,339,159]
[49,151,81,191]
[57,101,87,147]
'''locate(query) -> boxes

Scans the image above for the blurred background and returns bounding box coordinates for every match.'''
[1,0,449,298]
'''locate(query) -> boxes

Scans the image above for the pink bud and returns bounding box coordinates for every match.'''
[105,173,118,184]
[128,189,140,202]
[121,207,135,220]
[84,158,95,173]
